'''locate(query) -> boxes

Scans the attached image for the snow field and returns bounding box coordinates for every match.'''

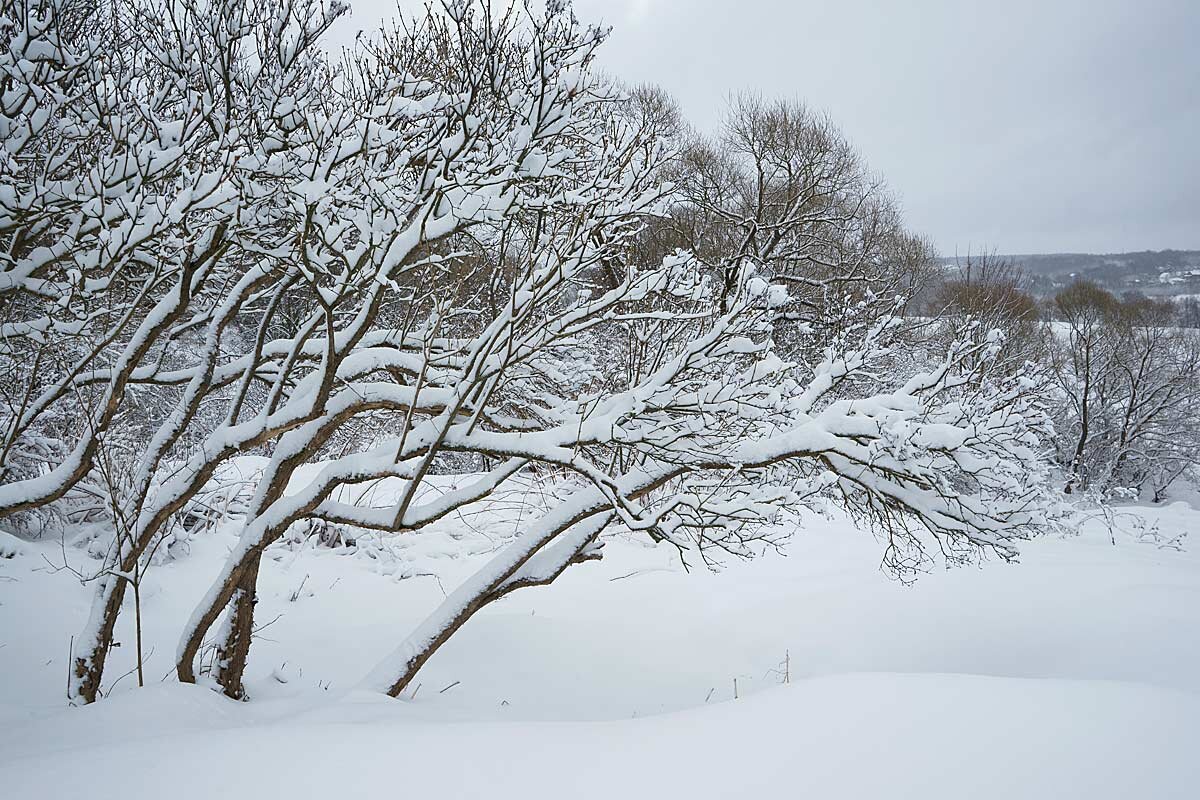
[2,497,1197,797]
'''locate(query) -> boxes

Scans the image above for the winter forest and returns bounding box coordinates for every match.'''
[2,2,1198,798]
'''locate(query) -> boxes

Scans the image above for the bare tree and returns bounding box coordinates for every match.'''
[1052,281,1121,493]
[1049,281,1200,497]
[925,252,1046,370]
[669,94,937,346]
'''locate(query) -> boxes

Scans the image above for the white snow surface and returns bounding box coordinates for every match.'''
[2,485,1199,799]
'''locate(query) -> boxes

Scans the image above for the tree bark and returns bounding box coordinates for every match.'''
[71,575,128,704]
[214,555,262,700]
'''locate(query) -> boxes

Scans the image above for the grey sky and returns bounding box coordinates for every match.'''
[332,1,1200,256]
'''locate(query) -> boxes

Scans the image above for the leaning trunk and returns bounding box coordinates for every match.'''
[362,510,613,697]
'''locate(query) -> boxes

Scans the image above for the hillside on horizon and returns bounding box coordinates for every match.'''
[940,249,1200,298]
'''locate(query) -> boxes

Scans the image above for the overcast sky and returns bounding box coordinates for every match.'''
[332,1,1200,256]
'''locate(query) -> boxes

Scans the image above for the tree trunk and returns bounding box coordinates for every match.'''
[363,511,612,697]
[214,555,262,700]
[71,575,129,704]
[1065,369,1091,494]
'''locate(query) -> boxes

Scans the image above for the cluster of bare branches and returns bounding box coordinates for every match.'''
[667,94,939,353]
[1049,281,1200,499]
[922,253,1047,365]
[1,0,1055,705]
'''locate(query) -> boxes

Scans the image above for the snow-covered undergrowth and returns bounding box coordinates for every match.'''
[1,487,1197,798]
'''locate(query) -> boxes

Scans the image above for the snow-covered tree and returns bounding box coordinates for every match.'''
[2,0,371,702]
[1,0,1056,704]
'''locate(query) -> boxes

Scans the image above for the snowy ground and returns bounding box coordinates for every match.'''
[2,490,1198,798]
